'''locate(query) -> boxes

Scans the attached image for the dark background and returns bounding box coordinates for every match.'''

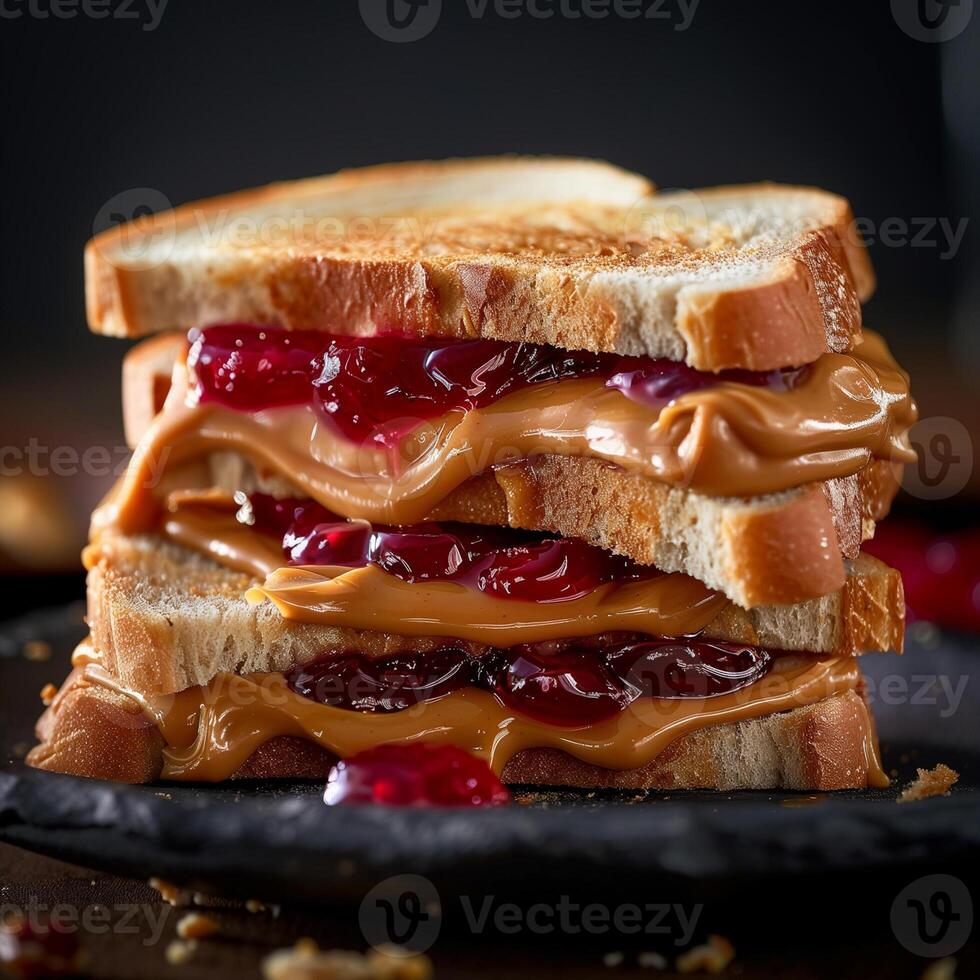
[0,8,978,977]
[0,0,978,611]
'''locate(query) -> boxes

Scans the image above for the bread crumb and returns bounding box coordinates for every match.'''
[176,912,220,940]
[149,877,185,906]
[368,947,433,980]
[166,939,197,965]
[23,640,51,661]
[39,683,57,706]
[638,951,667,969]
[261,940,433,980]
[676,935,735,974]
[898,764,959,803]
[921,958,957,980]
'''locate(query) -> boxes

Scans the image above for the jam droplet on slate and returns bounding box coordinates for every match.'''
[323,743,511,807]
[190,325,802,447]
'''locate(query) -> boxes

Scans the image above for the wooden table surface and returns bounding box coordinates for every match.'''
[1,841,975,979]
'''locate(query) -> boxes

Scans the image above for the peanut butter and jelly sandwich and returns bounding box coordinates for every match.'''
[30,158,915,791]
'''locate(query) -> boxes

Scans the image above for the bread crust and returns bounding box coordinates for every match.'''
[429,456,899,608]
[207,449,898,609]
[83,532,903,699]
[85,159,872,371]
[27,673,880,791]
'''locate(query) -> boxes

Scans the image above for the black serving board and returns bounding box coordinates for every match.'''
[1,604,978,907]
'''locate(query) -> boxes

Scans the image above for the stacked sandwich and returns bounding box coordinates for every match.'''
[31,158,916,790]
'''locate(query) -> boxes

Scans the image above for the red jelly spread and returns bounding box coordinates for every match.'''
[245,493,651,603]
[323,743,511,807]
[287,636,773,727]
[190,325,803,447]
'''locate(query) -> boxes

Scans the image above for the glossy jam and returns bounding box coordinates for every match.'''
[323,743,511,807]
[287,637,774,727]
[243,493,651,603]
[190,325,803,447]
[864,521,980,633]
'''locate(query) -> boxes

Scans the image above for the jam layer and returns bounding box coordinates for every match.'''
[285,637,774,727]
[75,650,879,783]
[190,326,802,448]
[245,492,650,602]
[103,326,916,535]
[155,489,730,643]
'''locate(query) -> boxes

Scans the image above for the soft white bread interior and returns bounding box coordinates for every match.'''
[87,157,873,370]
[28,667,881,791]
[84,532,904,699]
[210,450,899,609]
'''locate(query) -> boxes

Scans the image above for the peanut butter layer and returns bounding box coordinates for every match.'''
[67,643,886,786]
[100,331,915,535]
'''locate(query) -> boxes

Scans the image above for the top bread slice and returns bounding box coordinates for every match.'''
[86,157,874,371]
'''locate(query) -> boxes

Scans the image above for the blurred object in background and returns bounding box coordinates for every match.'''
[0,472,84,574]
[865,522,980,634]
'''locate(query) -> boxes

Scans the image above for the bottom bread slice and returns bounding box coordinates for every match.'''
[28,667,882,791]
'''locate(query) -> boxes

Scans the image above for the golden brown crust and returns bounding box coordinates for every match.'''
[28,669,165,784]
[27,674,879,791]
[430,454,897,608]
[85,159,871,371]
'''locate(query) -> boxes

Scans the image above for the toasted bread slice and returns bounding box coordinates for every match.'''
[28,668,881,790]
[86,157,873,371]
[212,450,899,609]
[84,532,904,699]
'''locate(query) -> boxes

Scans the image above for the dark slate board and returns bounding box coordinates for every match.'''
[1,604,978,905]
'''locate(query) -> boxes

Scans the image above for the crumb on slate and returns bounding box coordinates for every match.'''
[898,764,959,803]
[176,912,221,940]
[676,935,735,974]
[262,940,433,980]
